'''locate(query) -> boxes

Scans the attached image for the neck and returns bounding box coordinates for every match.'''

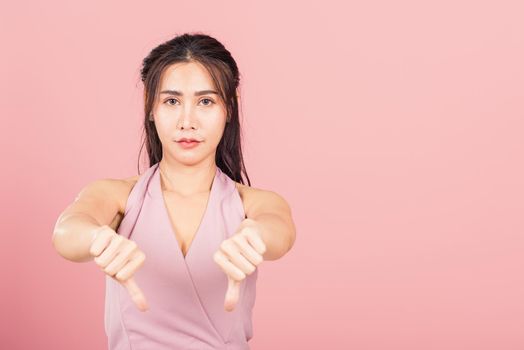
[158,159,217,197]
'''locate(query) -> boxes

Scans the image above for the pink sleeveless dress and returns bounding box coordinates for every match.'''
[104,162,258,350]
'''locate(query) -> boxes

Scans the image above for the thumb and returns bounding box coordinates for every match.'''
[224,276,241,312]
[123,277,149,312]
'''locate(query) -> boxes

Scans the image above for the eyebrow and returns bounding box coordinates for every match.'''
[159,89,219,96]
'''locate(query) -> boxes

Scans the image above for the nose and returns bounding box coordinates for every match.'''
[177,105,197,129]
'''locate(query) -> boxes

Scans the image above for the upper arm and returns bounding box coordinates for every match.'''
[243,187,296,239]
[57,178,130,228]
[245,189,292,219]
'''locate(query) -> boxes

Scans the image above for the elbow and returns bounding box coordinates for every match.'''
[51,230,71,261]
[264,228,296,262]
[51,229,87,263]
[285,226,296,255]
[288,227,296,251]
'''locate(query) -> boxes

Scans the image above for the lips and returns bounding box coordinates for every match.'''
[176,138,201,149]
[177,138,201,142]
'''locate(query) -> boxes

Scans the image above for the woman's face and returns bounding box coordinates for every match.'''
[152,61,227,167]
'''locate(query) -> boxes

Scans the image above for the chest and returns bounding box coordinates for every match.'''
[161,183,251,257]
[162,190,211,257]
[112,180,252,257]
[109,174,259,346]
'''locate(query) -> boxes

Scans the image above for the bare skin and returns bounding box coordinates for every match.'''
[53,60,294,313]
[108,175,255,257]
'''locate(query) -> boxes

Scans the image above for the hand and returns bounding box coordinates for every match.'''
[89,225,149,312]
[213,218,266,312]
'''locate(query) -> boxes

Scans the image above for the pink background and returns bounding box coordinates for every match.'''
[2,1,523,349]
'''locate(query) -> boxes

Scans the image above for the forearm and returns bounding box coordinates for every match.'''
[249,214,295,261]
[52,212,102,263]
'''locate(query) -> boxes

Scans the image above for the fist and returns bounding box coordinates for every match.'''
[89,225,149,312]
[213,218,266,312]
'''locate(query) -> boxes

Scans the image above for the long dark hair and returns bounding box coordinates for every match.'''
[137,32,251,186]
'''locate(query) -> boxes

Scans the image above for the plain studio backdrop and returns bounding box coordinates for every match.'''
[1,0,523,349]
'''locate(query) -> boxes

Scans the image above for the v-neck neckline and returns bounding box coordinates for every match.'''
[157,165,219,261]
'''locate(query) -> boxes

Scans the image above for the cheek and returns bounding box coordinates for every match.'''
[211,123,227,143]
[154,121,170,140]
[204,117,226,136]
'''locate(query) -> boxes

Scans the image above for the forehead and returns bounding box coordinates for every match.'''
[160,61,215,90]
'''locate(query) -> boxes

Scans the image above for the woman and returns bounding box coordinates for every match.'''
[52,32,296,349]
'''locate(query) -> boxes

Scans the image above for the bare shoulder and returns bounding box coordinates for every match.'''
[84,175,140,216]
[233,181,296,254]
[122,174,141,185]
[61,174,141,233]
[234,181,257,203]
[117,175,141,212]
[234,182,292,218]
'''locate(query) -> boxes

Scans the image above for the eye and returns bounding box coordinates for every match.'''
[200,98,215,106]
[164,98,215,106]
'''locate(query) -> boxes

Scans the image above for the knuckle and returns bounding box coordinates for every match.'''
[230,273,242,282]
[94,257,106,267]
[115,271,127,282]
[236,271,246,281]
[137,260,145,270]
[104,267,116,276]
